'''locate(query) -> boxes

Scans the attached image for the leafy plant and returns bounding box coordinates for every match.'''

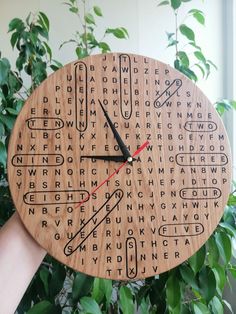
[60,0,128,59]
[0,12,60,225]
[158,0,217,81]
[8,12,61,90]
[151,1,236,313]
[215,99,236,117]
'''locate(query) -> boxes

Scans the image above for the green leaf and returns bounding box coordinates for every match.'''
[136,285,150,306]
[15,99,24,113]
[69,7,79,13]
[215,105,225,116]
[76,47,88,59]
[148,273,168,308]
[10,31,19,48]
[119,286,134,314]
[215,231,232,264]
[0,141,7,167]
[92,278,112,306]
[16,54,27,72]
[166,32,178,47]
[50,66,58,72]
[206,59,217,71]
[223,206,236,225]
[93,6,103,17]
[230,100,236,109]
[227,193,236,206]
[48,262,66,298]
[166,32,175,40]
[215,101,231,116]
[106,28,128,39]
[189,41,202,51]
[198,266,216,303]
[0,113,16,130]
[166,273,181,310]
[194,51,206,63]
[38,12,50,32]
[32,60,47,85]
[209,296,224,314]
[103,279,112,305]
[43,42,52,60]
[92,278,104,304]
[179,24,195,41]
[180,264,199,291]
[85,13,96,25]
[203,61,211,78]
[189,245,206,274]
[59,39,77,49]
[0,122,5,137]
[179,66,197,81]
[5,107,19,115]
[176,64,196,81]
[195,63,205,78]
[80,296,102,314]
[120,27,129,38]
[39,267,50,296]
[8,71,22,93]
[219,222,236,238]
[171,0,181,10]
[193,12,205,25]
[177,51,189,67]
[0,58,10,84]
[50,59,63,72]
[25,12,31,26]
[189,9,205,25]
[229,266,236,278]
[30,31,40,48]
[167,39,178,48]
[207,236,219,267]
[140,297,150,314]
[192,301,210,314]
[0,88,5,101]
[98,42,111,52]
[33,25,48,40]
[212,265,226,292]
[174,59,180,70]
[8,18,24,32]
[26,301,54,314]
[158,0,170,6]
[83,32,97,45]
[72,272,94,302]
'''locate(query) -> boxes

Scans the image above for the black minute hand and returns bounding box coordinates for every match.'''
[82,155,125,162]
[98,100,133,164]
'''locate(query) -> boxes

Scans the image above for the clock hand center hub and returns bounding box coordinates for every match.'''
[127,156,133,163]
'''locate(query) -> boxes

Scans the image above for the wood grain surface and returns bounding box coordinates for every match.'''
[7,53,232,280]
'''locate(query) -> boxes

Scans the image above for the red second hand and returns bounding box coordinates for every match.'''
[76,140,149,208]
[132,141,150,157]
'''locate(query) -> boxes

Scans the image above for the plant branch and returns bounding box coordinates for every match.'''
[174,10,179,59]
[83,0,88,53]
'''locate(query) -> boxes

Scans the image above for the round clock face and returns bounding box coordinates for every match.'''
[8,53,231,280]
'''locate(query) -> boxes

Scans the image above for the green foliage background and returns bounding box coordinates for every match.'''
[0,0,236,313]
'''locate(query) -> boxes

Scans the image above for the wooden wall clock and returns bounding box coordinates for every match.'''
[7,53,232,280]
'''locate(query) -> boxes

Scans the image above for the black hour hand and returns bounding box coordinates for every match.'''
[98,100,133,164]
